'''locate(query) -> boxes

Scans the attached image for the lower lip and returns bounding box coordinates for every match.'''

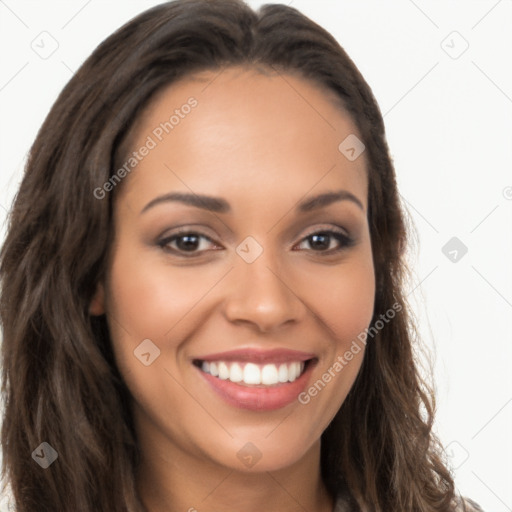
[196,362,315,412]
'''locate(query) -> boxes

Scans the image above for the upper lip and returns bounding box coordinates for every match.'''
[193,348,316,364]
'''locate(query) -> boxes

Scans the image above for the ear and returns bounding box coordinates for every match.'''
[89,282,106,316]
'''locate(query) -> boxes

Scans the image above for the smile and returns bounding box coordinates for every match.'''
[192,349,318,411]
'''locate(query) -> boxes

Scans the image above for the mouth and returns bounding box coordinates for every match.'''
[192,350,318,411]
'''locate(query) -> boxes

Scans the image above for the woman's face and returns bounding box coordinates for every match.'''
[91,66,375,472]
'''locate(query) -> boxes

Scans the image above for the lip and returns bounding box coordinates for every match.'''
[193,348,316,364]
[194,354,318,412]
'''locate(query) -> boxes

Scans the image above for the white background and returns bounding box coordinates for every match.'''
[1,1,511,511]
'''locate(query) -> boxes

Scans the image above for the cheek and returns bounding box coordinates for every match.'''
[306,253,375,347]
[303,252,374,383]
[103,248,195,415]
[329,269,375,342]
[105,244,217,340]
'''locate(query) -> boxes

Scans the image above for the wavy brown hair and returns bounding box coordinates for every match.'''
[1,0,458,510]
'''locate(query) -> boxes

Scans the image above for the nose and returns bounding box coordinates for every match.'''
[223,252,307,333]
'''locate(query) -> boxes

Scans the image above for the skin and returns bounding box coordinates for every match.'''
[90,66,375,512]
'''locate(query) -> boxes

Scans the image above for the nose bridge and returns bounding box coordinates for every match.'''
[224,240,304,331]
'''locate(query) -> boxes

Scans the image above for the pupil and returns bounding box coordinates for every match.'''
[177,235,199,251]
[311,233,329,250]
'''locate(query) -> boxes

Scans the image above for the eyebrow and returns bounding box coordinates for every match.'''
[140,189,364,215]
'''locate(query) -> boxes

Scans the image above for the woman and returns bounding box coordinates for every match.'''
[0,1,484,510]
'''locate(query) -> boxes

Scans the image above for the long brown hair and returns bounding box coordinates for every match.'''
[1,1,456,510]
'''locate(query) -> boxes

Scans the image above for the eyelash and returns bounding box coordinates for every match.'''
[157,227,355,258]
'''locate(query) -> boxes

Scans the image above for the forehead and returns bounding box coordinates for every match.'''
[117,65,368,210]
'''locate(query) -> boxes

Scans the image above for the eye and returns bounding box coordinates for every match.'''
[294,229,354,254]
[158,230,219,257]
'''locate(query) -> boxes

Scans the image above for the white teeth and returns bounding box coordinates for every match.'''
[218,362,229,380]
[289,362,301,382]
[243,363,261,385]
[288,363,296,382]
[261,364,279,385]
[199,360,307,386]
[278,363,289,383]
[229,362,243,383]
[209,361,219,377]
